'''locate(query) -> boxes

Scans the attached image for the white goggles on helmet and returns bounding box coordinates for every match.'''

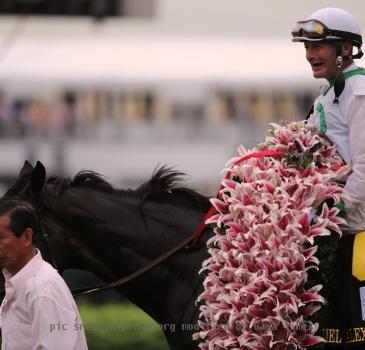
[292,19,362,47]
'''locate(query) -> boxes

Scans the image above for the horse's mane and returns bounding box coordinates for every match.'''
[135,166,185,197]
[135,166,211,212]
[45,171,112,196]
[44,166,211,213]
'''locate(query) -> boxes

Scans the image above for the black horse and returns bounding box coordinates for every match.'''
[1,161,214,350]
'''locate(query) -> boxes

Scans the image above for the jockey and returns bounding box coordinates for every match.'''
[292,7,365,234]
[292,8,365,348]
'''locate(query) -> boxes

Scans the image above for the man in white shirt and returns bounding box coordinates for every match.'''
[292,7,365,232]
[0,199,88,350]
[292,7,365,349]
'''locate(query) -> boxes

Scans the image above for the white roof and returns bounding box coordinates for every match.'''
[0,36,336,93]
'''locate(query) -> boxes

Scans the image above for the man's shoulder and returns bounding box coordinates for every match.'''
[347,73,365,96]
[24,261,71,301]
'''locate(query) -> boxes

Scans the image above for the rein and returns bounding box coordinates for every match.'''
[71,230,199,296]
[36,208,204,297]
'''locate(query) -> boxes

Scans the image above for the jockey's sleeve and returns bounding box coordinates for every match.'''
[342,94,365,232]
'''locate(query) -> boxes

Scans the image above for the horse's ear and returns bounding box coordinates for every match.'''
[31,161,46,196]
[19,160,34,177]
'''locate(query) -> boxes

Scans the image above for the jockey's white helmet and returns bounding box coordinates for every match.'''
[292,7,362,52]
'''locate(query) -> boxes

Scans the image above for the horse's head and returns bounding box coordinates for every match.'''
[3,160,46,204]
[3,162,211,288]
[1,161,77,272]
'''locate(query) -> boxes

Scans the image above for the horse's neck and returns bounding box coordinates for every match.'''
[118,241,208,323]
[77,198,210,323]
[115,235,211,350]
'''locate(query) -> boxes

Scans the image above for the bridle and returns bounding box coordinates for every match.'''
[36,207,59,270]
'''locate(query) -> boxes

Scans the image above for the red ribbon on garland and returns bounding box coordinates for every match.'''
[187,149,285,248]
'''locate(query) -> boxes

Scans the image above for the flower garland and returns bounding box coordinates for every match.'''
[194,121,350,350]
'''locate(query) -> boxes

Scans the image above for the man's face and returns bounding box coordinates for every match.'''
[0,213,31,275]
[305,41,337,80]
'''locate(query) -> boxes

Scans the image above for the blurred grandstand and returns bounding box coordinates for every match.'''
[0,0,364,193]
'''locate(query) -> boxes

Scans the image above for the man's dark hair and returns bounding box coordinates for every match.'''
[0,199,37,242]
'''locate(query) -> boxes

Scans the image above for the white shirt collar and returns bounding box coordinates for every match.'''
[3,249,43,293]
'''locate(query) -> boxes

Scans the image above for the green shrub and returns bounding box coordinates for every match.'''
[78,302,170,350]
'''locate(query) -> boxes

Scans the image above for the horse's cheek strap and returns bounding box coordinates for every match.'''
[352,231,365,281]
